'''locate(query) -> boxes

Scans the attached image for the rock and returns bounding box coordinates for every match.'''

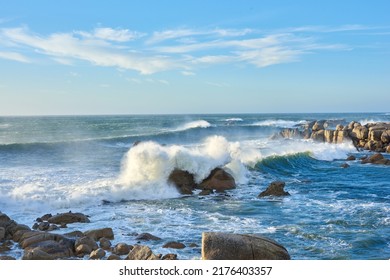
[126,245,160,260]
[113,243,133,255]
[340,163,350,168]
[189,243,199,247]
[336,124,344,131]
[346,155,356,161]
[163,241,186,249]
[168,169,197,195]
[381,130,390,144]
[0,227,5,241]
[280,128,301,139]
[75,244,93,256]
[0,256,16,260]
[99,237,112,250]
[40,214,53,221]
[48,212,90,225]
[199,168,236,192]
[136,233,161,241]
[311,130,325,142]
[364,140,383,151]
[90,248,106,260]
[75,236,98,251]
[38,222,51,231]
[351,126,368,140]
[386,145,390,153]
[361,153,390,165]
[333,130,348,144]
[107,254,122,260]
[24,239,75,259]
[368,128,384,141]
[162,253,178,260]
[20,232,74,250]
[201,232,290,260]
[258,181,290,197]
[312,120,326,131]
[84,228,114,241]
[64,231,84,238]
[12,229,32,243]
[324,130,334,143]
[22,248,56,260]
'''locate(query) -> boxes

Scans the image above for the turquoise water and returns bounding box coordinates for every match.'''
[0,113,389,259]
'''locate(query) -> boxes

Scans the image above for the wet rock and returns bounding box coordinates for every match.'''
[199,168,236,192]
[162,253,178,260]
[39,214,53,221]
[324,130,334,143]
[84,228,114,241]
[311,129,325,142]
[90,248,106,260]
[126,245,159,260]
[38,222,51,231]
[75,244,93,257]
[168,169,197,195]
[23,248,56,260]
[258,181,290,197]
[361,153,390,165]
[48,212,90,225]
[386,145,390,153]
[381,130,390,144]
[163,241,186,249]
[64,230,84,238]
[0,227,5,241]
[24,239,75,259]
[340,163,350,168]
[202,232,290,260]
[312,120,326,131]
[346,155,356,161]
[113,243,133,255]
[75,236,98,251]
[99,237,112,250]
[107,254,122,260]
[136,233,161,241]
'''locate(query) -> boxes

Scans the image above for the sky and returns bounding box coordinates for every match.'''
[0,0,389,115]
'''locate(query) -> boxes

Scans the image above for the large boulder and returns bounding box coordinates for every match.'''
[199,168,236,192]
[311,130,325,142]
[381,130,390,144]
[324,130,334,143]
[258,181,290,197]
[312,120,326,131]
[48,212,90,225]
[351,125,368,140]
[361,153,390,165]
[168,169,197,194]
[201,232,290,260]
[84,228,114,241]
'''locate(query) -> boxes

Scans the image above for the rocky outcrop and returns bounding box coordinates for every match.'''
[199,167,236,192]
[168,169,197,194]
[272,120,390,153]
[84,228,114,241]
[47,212,90,225]
[258,181,290,197]
[201,232,290,260]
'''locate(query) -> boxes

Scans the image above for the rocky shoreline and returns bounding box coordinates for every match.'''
[272,120,390,154]
[0,211,290,260]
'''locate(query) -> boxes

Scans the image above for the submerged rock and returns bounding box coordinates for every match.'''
[258,181,290,197]
[201,232,290,260]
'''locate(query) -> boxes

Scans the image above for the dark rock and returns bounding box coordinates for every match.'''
[136,233,161,241]
[0,227,4,241]
[199,168,236,192]
[189,243,199,247]
[48,212,90,225]
[381,130,390,144]
[340,163,350,168]
[40,214,53,221]
[201,232,290,260]
[361,153,390,165]
[75,236,98,251]
[346,155,356,161]
[99,237,112,250]
[163,241,186,249]
[258,181,290,197]
[162,253,178,260]
[24,239,75,259]
[107,254,122,260]
[38,222,51,231]
[168,169,197,194]
[22,248,56,260]
[64,230,84,238]
[84,228,114,241]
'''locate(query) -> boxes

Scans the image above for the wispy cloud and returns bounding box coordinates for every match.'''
[0,51,30,63]
[0,24,381,74]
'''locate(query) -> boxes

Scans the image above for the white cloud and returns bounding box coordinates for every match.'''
[0,51,30,63]
[181,71,196,76]
[77,27,145,42]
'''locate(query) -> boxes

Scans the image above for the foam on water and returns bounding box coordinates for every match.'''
[174,120,211,131]
[251,119,307,128]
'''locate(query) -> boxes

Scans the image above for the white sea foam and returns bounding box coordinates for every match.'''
[224,118,243,122]
[359,118,389,125]
[252,119,306,128]
[174,120,211,131]
[0,123,10,129]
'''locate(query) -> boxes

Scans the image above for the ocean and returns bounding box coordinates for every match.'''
[0,113,389,260]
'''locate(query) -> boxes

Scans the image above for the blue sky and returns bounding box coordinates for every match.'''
[0,0,389,115]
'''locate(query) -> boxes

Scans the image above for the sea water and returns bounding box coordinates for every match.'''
[0,113,389,259]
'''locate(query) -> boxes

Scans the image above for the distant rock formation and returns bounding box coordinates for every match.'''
[272,120,390,153]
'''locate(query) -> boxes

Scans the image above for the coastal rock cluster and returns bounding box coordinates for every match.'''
[0,211,290,260]
[168,167,236,195]
[273,120,390,153]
